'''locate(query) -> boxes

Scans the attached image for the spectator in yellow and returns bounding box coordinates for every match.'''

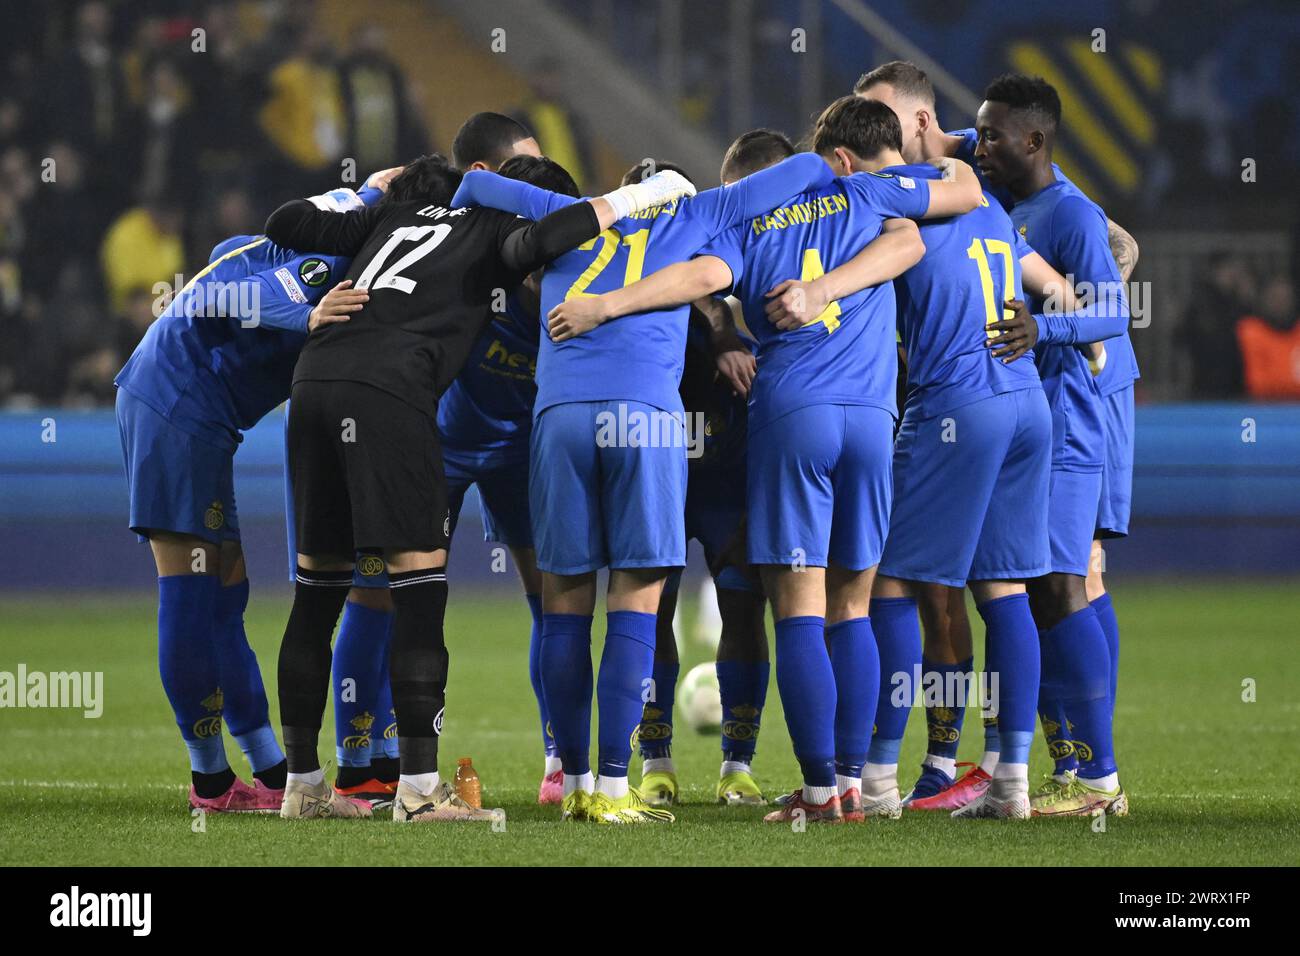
[100,192,184,316]
[259,27,346,172]
[512,59,593,192]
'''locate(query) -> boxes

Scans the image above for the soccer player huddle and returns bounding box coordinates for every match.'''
[114,60,1138,828]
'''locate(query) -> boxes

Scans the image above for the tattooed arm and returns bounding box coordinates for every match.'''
[1107,219,1140,282]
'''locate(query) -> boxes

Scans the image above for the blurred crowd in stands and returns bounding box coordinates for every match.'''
[0,0,435,407]
[1,0,1297,408]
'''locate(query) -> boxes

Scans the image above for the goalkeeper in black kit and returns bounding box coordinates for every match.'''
[265,153,696,823]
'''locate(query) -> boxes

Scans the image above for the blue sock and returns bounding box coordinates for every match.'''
[828,618,878,780]
[978,594,1040,766]
[158,575,227,773]
[639,660,679,760]
[540,614,594,776]
[867,598,921,765]
[922,655,972,762]
[1091,592,1120,717]
[717,659,769,764]
[524,594,554,757]
[374,623,398,759]
[212,579,284,773]
[1041,606,1115,779]
[774,616,836,787]
[332,600,392,768]
[597,611,657,779]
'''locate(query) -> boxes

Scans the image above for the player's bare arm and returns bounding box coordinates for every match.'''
[546,255,733,342]
[921,157,983,217]
[1107,218,1140,282]
[764,217,924,329]
[692,296,756,397]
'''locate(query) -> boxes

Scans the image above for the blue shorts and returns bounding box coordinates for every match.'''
[747,404,893,571]
[530,401,688,575]
[880,389,1052,587]
[445,451,533,549]
[1096,384,1135,538]
[1048,468,1103,576]
[117,389,239,544]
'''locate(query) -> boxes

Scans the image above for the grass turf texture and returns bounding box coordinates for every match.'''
[1,579,1297,866]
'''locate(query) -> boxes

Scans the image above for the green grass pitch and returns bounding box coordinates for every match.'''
[1,579,1297,866]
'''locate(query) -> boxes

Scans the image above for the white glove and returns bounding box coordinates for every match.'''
[307,188,365,212]
[601,170,697,219]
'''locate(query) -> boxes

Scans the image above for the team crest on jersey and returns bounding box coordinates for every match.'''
[298,258,330,287]
[357,554,385,577]
[204,500,224,531]
[433,707,444,736]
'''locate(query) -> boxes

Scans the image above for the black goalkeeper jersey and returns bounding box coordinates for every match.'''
[264,196,598,418]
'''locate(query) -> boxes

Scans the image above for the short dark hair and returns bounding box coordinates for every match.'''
[620,159,694,188]
[382,153,463,208]
[982,73,1061,131]
[811,96,903,160]
[853,60,935,107]
[452,112,534,169]
[720,128,795,181]
[498,154,580,198]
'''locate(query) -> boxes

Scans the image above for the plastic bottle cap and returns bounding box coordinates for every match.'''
[458,757,472,766]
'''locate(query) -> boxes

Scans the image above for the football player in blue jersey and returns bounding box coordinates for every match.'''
[856,61,1139,806]
[546,104,988,823]
[451,148,843,823]
[975,74,1131,816]
[439,153,578,805]
[114,174,391,814]
[634,295,769,810]
[845,139,1099,821]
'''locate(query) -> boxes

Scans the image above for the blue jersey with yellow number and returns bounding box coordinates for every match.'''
[114,236,349,452]
[952,128,1139,395]
[436,288,539,467]
[1012,179,1121,470]
[884,163,1041,421]
[449,154,835,418]
[699,170,931,434]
